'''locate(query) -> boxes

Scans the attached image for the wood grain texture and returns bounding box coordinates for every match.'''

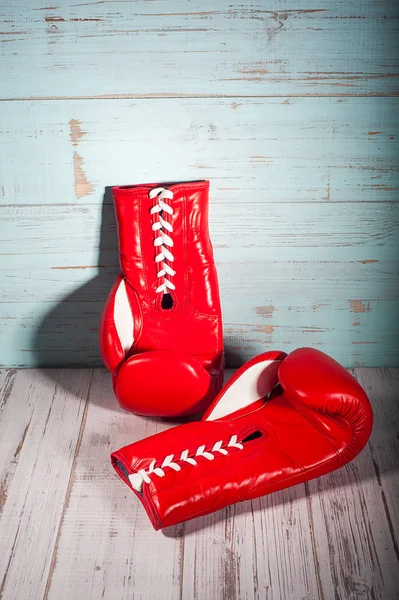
[0,369,91,600]
[45,369,185,600]
[1,98,398,204]
[0,367,398,599]
[1,297,398,368]
[354,369,399,544]
[1,0,398,99]
[306,368,399,600]
[0,1,398,368]
[2,202,398,270]
[0,200,398,367]
[181,489,320,600]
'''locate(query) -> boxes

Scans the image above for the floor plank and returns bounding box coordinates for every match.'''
[0,367,398,600]
[46,369,185,600]
[0,369,91,600]
[181,487,320,600]
[306,465,396,600]
[0,369,18,512]
[354,368,399,549]
[306,368,399,600]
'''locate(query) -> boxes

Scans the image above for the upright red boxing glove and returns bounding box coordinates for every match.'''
[111,348,373,530]
[100,180,224,417]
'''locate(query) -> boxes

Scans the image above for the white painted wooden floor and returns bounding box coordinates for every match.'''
[0,368,398,600]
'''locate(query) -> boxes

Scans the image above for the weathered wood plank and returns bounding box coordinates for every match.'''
[0,367,398,598]
[0,98,398,205]
[0,368,16,419]
[306,368,399,600]
[1,198,398,367]
[44,369,317,600]
[2,202,398,269]
[354,369,399,544]
[45,369,184,600]
[1,259,398,306]
[0,369,91,600]
[0,296,398,368]
[1,1,398,98]
[0,369,17,513]
[181,487,320,600]
[306,466,398,600]
[223,297,399,367]
[1,202,399,264]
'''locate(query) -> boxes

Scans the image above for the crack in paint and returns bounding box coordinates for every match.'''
[68,119,94,199]
[69,118,87,147]
[349,300,371,314]
[255,305,275,318]
[72,152,95,198]
[13,419,31,459]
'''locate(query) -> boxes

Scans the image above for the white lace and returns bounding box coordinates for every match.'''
[133,435,244,488]
[149,187,175,294]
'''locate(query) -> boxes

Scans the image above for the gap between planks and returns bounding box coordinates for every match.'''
[1,93,399,102]
[2,201,398,209]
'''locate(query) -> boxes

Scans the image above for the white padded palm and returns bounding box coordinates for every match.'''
[205,360,281,421]
[113,278,134,354]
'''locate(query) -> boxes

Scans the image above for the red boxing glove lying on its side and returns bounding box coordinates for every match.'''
[111,348,373,530]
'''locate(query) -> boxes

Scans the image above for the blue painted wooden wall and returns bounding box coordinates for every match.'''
[0,0,398,367]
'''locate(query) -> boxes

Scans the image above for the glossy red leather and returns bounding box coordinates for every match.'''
[100,180,223,416]
[111,348,373,530]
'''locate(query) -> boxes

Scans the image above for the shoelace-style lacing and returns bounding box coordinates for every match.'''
[129,435,244,490]
[149,187,176,294]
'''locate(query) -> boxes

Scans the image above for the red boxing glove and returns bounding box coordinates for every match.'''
[111,348,373,530]
[100,180,223,417]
